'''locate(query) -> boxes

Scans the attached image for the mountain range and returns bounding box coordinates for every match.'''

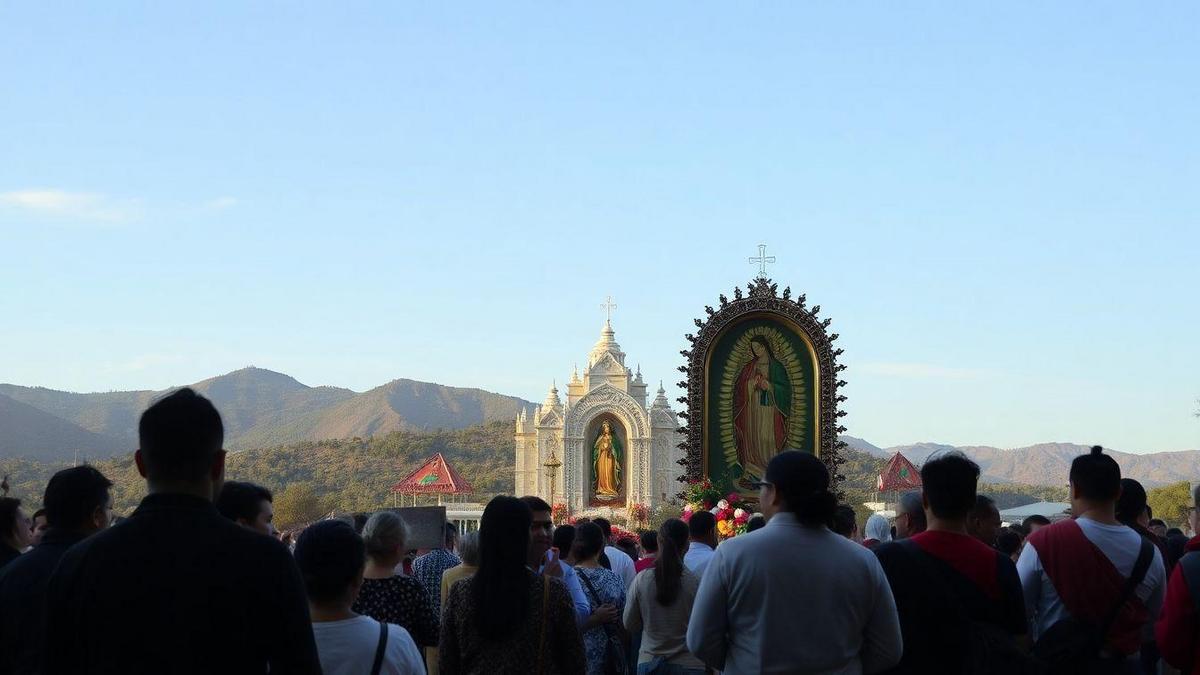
[840,436,1200,488]
[0,367,534,461]
[2,368,1195,489]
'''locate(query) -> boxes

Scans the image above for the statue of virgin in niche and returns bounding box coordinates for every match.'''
[592,420,622,500]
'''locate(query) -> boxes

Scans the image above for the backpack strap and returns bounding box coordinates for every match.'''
[370,620,388,675]
[1181,551,1200,616]
[1098,537,1154,644]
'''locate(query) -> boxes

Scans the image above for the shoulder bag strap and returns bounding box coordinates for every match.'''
[537,574,549,675]
[578,570,618,639]
[370,620,388,675]
[1099,537,1155,642]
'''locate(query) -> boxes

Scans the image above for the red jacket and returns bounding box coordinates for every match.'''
[1157,536,1200,674]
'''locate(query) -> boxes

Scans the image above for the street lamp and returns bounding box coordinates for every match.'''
[543,450,563,506]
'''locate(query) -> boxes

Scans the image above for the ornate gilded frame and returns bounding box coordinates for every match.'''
[676,277,848,496]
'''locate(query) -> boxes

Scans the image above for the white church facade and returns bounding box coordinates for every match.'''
[514,319,685,513]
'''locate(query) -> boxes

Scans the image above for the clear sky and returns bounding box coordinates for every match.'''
[2,4,1197,453]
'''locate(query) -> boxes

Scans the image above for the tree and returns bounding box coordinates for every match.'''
[1147,481,1194,528]
[273,482,335,528]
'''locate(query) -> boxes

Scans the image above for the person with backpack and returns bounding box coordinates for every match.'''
[1155,483,1200,674]
[1017,446,1166,674]
[875,451,1029,675]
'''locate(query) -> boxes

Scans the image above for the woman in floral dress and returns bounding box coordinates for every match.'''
[573,522,627,675]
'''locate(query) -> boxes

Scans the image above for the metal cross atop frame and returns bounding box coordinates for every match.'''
[749,243,776,278]
[601,295,618,322]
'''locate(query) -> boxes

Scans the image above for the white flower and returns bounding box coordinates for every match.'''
[717,499,730,510]
[734,508,746,519]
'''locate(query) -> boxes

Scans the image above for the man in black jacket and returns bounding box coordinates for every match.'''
[0,465,113,675]
[43,388,321,675]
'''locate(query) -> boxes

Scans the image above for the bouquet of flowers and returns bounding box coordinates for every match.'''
[681,479,754,539]
[551,503,570,525]
[628,502,649,528]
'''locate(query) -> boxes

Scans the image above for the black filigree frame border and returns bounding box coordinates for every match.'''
[675,277,848,497]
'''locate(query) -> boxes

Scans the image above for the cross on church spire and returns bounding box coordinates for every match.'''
[749,244,776,278]
[600,295,618,323]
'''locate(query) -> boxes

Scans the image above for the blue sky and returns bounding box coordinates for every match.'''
[2,4,1197,453]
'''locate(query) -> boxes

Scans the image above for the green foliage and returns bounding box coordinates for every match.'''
[272,482,336,528]
[1148,481,1194,528]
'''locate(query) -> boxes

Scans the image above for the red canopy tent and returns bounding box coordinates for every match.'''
[390,453,473,506]
[877,452,922,493]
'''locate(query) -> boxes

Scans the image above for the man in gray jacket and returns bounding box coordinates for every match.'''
[687,451,903,674]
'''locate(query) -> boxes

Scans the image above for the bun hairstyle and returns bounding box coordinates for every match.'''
[1069,445,1122,502]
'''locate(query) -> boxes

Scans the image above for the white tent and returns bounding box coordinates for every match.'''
[999,501,1070,521]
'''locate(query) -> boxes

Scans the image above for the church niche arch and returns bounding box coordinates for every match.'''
[585,413,628,507]
[563,383,650,511]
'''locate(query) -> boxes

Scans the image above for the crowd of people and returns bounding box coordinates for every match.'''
[3,387,1200,674]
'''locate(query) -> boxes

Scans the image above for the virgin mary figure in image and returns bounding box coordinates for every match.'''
[592,420,622,501]
[732,336,791,485]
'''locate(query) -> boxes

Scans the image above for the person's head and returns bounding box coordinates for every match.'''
[1022,514,1051,533]
[864,514,891,543]
[43,465,114,535]
[756,450,837,527]
[996,527,1024,561]
[457,530,481,566]
[443,522,458,550]
[639,530,658,556]
[654,518,691,606]
[216,481,275,536]
[920,451,980,524]
[473,496,533,639]
[1116,478,1149,528]
[831,505,858,539]
[746,515,767,533]
[1149,519,1167,538]
[552,524,576,562]
[135,388,226,499]
[1068,446,1122,513]
[749,336,775,359]
[30,509,48,546]
[895,491,927,539]
[574,522,606,563]
[968,496,1001,548]
[0,498,32,550]
[362,510,409,568]
[294,520,366,611]
[519,495,553,565]
[593,517,613,543]
[688,511,718,548]
[616,538,639,561]
[1167,527,1184,539]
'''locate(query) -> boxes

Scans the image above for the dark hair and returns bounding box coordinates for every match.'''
[1069,446,1121,501]
[1149,519,1167,529]
[294,520,365,604]
[746,515,766,532]
[472,496,532,640]
[616,538,639,561]
[1167,527,1185,538]
[593,517,612,540]
[920,452,980,519]
[1022,514,1051,529]
[766,451,837,527]
[351,512,369,534]
[831,505,857,537]
[215,481,272,524]
[654,519,690,606]
[749,335,778,360]
[44,466,112,530]
[639,530,658,553]
[575,522,606,561]
[1115,478,1149,527]
[444,521,458,546]
[996,528,1023,557]
[32,508,46,522]
[138,388,224,483]
[0,498,22,542]
[519,495,552,514]
[688,511,716,539]
[552,524,576,555]
[972,495,996,515]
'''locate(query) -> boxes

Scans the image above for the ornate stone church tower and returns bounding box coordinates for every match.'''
[514,319,684,512]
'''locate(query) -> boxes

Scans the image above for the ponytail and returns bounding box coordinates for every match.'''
[654,518,690,606]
